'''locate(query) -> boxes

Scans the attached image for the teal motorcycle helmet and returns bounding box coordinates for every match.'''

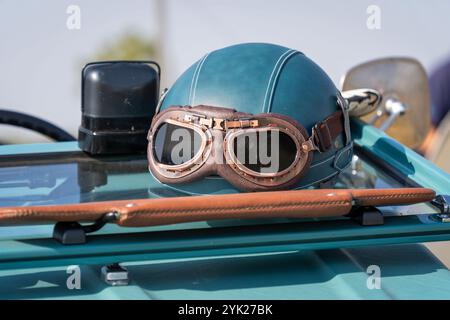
[150,43,352,195]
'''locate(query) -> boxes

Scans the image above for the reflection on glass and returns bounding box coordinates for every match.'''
[0,149,406,208]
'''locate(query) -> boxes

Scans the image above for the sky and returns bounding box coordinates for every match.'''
[1,0,450,142]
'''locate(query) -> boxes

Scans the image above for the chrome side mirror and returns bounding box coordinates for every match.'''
[342,88,382,117]
[341,57,431,149]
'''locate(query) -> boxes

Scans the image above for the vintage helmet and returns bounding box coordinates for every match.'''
[152,43,352,195]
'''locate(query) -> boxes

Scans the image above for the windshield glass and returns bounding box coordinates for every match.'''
[0,148,406,208]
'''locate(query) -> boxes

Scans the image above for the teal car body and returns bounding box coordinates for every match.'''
[0,119,449,299]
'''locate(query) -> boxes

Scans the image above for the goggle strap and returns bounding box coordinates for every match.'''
[311,110,344,152]
[225,119,259,129]
[185,114,259,130]
[181,106,344,153]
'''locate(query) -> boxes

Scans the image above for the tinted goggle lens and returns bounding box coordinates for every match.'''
[152,122,202,165]
[230,129,297,174]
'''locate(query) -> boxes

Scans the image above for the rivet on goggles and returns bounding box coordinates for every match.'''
[147,105,346,191]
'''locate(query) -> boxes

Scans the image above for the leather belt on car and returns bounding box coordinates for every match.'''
[0,188,435,227]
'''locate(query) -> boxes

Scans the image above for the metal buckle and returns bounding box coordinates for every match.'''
[224,118,259,130]
[184,113,203,123]
[212,118,225,130]
[199,117,214,127]
[301,137,319,153]
[184,114,259,130]
[183,114,225,130]
[311,124,328,152]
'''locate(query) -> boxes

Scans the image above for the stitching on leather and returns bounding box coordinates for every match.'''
[0,200,349,219]
[356,192,435,201]
[265,50,298,113]
[333,142,353,171]
[262,49,293,113]
[310,154,335,168]
[191,52,210,105]
[189,57,204,105]
[124,200,350,219]
[2,192,433,222]
[1,210,105,219]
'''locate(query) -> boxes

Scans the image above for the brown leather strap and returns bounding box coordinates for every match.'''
[349,188,436,206]
[312,110,344,152]
[0,188,435,227]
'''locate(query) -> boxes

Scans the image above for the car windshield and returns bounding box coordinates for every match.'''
[0,144,441,244]
[0,147,405,208]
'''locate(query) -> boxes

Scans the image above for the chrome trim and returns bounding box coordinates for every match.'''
[155,88,169,115]
[337,91,352,147]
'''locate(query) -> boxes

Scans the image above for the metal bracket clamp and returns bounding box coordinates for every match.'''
[348,206,385,226]
[431,195,450,223]
[431,195,450,214]
[52,212,119,245]
[101,263,130,286]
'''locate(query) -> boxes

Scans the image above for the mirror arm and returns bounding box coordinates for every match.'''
[368,107,385,125]
[379,99,407,131]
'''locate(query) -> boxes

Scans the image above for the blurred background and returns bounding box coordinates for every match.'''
[1,0,450,142]
[1,0,450,263]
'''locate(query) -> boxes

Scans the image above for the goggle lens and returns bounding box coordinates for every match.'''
[230,129,297,174]
[152,122,202,165]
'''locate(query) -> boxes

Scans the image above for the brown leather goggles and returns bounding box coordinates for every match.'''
[147,105,345,191]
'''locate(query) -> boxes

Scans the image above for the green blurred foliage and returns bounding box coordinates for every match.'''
[95,32,157,61]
